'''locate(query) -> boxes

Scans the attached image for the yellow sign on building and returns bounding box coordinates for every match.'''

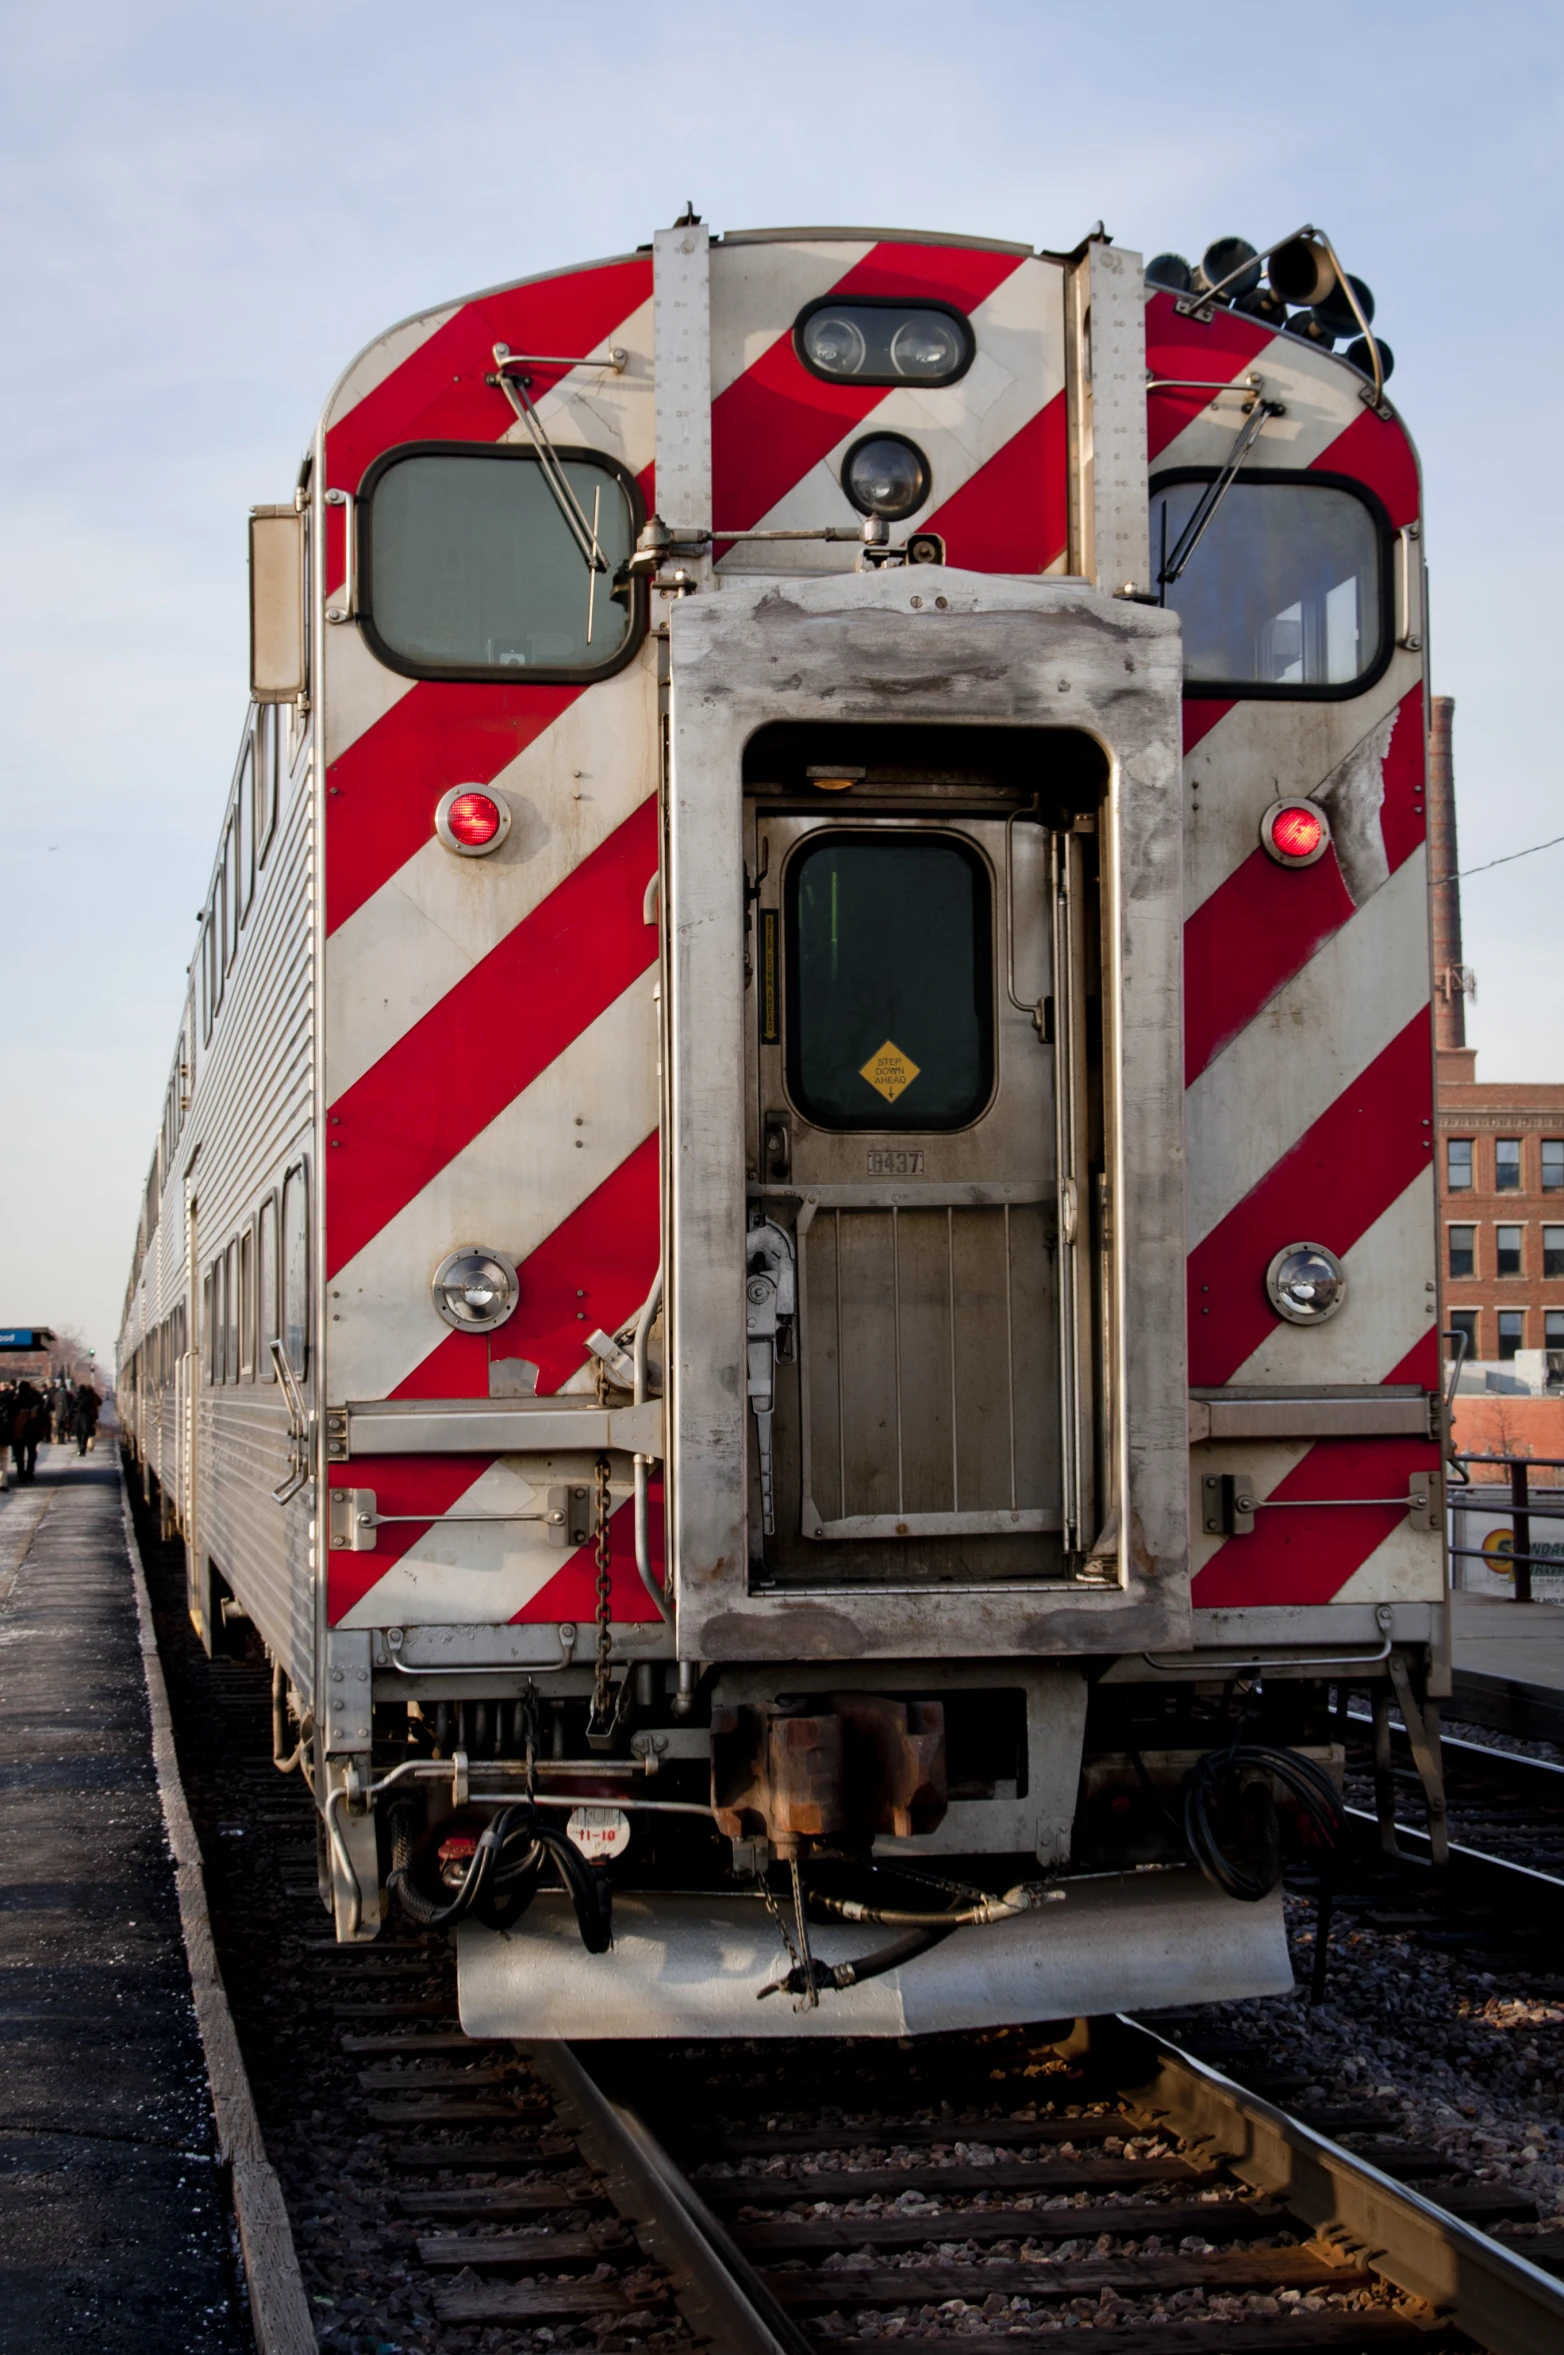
[859,1041,921,1104]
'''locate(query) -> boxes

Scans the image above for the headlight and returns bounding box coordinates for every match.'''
[800,311,868,375]
[841,433,931,521]
[889,313,963,378]
[1265,1242,1346,1326]
[432,1245,520,1332]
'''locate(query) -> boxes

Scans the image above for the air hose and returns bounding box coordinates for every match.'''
[1182,1741,1342,1902]
[387,1802,613,1951]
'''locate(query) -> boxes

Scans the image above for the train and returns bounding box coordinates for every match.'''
[120,213,1446,2034]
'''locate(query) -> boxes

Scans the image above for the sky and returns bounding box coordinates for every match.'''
[2,0,1560,1368]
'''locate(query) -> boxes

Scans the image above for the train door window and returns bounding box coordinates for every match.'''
[236,738,255,922]
[281,1162,309,1378]
[1150,472,1388,697]
[784,832,994,1130]
[238,1225,254,1378]
[1447,1137,1473,1190]
[1496,1224,1523,1277]
[255,705,278,864]
[359,445,643,681]
[257,1193,278,1374]
[1496,1137,1521,1191]
[224,818,241,970]
[1498,1310,1525,1361]
[1448,1224,1475,1279]
[224,1240,238,1380]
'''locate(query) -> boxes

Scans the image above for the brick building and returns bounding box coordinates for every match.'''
[1430,694,1564,1398]
[1437,1051,1564,1378]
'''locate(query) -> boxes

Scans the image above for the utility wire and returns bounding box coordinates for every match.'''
[1432,829,1564,887]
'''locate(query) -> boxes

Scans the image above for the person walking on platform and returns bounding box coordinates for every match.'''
[71,1382,100,1456]
[11,1381,44,1484]
[0,1385,13,1490]
[51,1382,72,1444]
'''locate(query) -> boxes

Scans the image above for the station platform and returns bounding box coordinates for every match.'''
[0,1447,245,2352]
[1450,1588,1564,1749]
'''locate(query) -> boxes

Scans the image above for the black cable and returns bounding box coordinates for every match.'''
[1182,1741,1343,1903]
[387,1802,612,1951]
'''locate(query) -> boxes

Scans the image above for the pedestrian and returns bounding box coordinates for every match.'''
[72,1382,100,1457]
[0,1384,13,1490]
[11,1381,44,1484]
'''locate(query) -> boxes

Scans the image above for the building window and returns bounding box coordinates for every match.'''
[1448,1308,1479,1358]
[1545,1140,1564,1193]
[1498,1309,1525,1361]
[1447,1137,1473,1190]
[1496,1224,1524,1277]
[1545,1226,1564,1278]
[1547,1311,1564,1390]
[1448,1224,1476,1279]
[1496,1137,1521,1191]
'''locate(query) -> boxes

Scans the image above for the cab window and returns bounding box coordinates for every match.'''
[1150,471,1389,697]
[360,445,642,681]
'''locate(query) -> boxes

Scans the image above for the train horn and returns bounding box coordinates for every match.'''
[1267,235,1336,308]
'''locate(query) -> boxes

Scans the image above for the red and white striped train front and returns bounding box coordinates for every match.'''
[188,220,1448,2029]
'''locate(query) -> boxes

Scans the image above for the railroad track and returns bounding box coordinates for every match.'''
[131,1489,1564,2355]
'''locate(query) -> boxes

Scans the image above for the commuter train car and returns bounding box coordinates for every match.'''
[120,215,1443,2032]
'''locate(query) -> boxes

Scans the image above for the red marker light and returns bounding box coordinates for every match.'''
[447,791,502,845]
[1260,798,1330,868]
[435,784,510,856]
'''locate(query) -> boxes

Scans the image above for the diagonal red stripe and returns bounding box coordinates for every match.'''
[326,681,579,936]
[1144,291,1272,465]
[1183,689,1426,1086]
[390,1134,660,1401]
[325,798,659,1278]
[1188,1009,1433,1386]
[1310,404,1419,530]
[324,258,652,498]
[513,1486,665,1625]
[1183,700,1232,754]
[711,241,1026,542]
[1191,1430,1440,1607]
[923,394,1067,572]
[326,1456,484,1623]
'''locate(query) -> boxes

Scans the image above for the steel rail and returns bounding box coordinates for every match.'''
[522,2041,815,2355]
[1112,2014,1564,2355]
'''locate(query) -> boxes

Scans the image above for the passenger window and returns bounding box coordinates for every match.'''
[224,1239,238,1380]
[785,832,994,1131]
[257,1194,278,1372]
[362,448,640,679]
[1150,474,1386,694]
[281,1164,309,1379]
[239,1225,254,1377]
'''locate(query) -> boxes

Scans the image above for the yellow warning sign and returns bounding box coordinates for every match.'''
[859,1040,921,1103]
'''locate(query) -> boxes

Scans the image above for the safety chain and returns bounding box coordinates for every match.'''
[584,1453,616,1748]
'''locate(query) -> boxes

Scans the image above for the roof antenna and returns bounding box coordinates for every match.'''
[672,200,702,227]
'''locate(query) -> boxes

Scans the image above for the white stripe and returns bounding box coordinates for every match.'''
[497,295,656,476]
[322,606,417,769]
[1223,1167,1436,1389]
[328,978,658,1403]
[324,656,657,1099]
[326,304,461,430]
[1187,852,1429,1248]
[715,257,1064,573]
[1333,1514,1446,1605]
[709,241,875,397]
[1183,666,1416,917]
[338,1456,586,1629]
[1152,328,1368,477]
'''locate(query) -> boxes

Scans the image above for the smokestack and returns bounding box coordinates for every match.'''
[1428,695,1472,1050]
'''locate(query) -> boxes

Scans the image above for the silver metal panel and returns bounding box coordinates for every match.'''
[653,223,712,561]
[666,569,1188,1660]
[1084,241,1151,596]
[812,1509,1060,1540]
[457,1871,1291,2038]
[344,1399,662,1456]
[1189,1393,1433,1442]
